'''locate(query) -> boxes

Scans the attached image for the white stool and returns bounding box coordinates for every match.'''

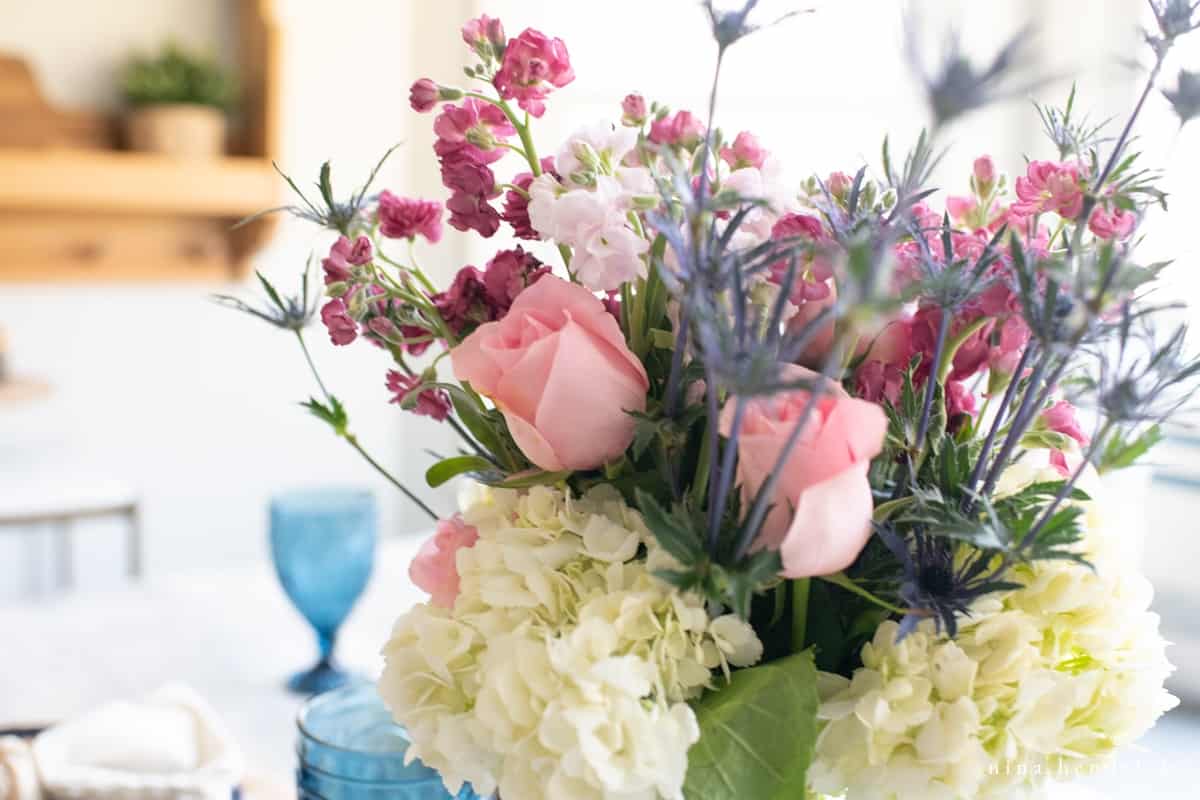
[0,480,142,589]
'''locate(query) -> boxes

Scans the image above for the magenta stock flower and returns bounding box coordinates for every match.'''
[409,78,439,113]
[432,265,490,336]
[321,235,372,287]
[649,110,704,148]
[433,98,514,157]
[1089,206,1136,240]
[377,191,443,243]
[386,370,452,421]
[720,131,767,170]
[320,298,358,346]
[446,191,501,238]
[493,28,574,117]
[482,246,548,315]
[502,158,554,239]
[1013,160,1085,219]
[621,93,647,126]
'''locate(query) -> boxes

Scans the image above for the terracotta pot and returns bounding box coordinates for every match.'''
[125,104,226,159]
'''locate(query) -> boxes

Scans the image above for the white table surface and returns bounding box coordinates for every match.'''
[2,536,1194,799]
[0,536,424,787]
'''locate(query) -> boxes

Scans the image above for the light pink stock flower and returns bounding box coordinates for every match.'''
[769,213,834,303]
[451,275,649,471]
[1089,206,1137,240]
[721,366,887,578]
[720,131,767,170]
[493,28,574,117]
[409,79,439,113]
[461,14,505,51]
[409,515,479,609]
[1013,160,1085,219]
[377,192,443,243]
[648,110,705,148]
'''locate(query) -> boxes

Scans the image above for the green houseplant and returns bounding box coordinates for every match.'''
[120,44,236,159]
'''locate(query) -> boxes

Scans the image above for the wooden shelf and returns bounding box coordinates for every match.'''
[0,149,279,218]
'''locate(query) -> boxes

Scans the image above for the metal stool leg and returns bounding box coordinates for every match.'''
[54,520,74,590]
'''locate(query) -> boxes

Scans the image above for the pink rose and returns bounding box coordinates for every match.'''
[720,131,767,170]
[377,191,443,243]
[451,275,649,471]
[493,28,574,118]
[409,515,479,609]
[720,366,887,578]
[409,78,439,113]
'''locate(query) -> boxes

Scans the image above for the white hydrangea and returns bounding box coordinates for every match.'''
[379,483,763,800]
[809,466,1177,800]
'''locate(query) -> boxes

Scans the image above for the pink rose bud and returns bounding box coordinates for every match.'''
[451,275,649,471]
[408,515,479,608]
[973,155,996,194]
[720,365,887,578]
[719,131,767,170]
[409,78,439,113]
[1041,399,1089,446]
[621,93,648,126]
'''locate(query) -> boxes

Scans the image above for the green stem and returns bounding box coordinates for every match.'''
[791,578,810,652]
[936,316,990,384]
[295,332,330,401]
[818,572,907,616]
[345,433,439,521]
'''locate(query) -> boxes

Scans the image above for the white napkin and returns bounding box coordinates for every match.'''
[0,737,42,800]
[31,684,243,800]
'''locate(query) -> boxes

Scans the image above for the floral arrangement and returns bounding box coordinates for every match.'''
[222,2,1200,799]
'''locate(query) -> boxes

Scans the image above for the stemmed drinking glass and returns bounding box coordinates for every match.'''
[270,488,377,694]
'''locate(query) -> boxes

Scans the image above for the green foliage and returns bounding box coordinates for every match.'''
[1100,424,1163,473]
[425,455,496,488]
[121,43,236,111]
[302,395,348,436]
[683,650,819,800]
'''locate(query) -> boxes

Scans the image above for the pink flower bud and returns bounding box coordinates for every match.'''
[973,155,996,188]
[719,131,767,170]
[826,171,853,200]
[409,78,439,113]
[462,14,505,51]
[621,93,647,126]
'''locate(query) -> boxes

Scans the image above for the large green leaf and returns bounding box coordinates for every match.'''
[684,650,819,800]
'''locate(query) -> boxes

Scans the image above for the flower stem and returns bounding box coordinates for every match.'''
[791,578,810,652]
[818,572,906,616]
[964,343,1036,508]
[345,433,439,521]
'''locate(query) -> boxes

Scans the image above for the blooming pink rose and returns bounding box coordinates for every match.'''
[409,78,439,113]
[321,235,372,286]
[1013,160,1085,219]
[493,28,574,118]
[320,298,357,346]
[1088,206,1136,240]
[720,131,767,170]
[648,110,704,148]
[720,365,887,578]
[451,275,649,471]
[377,191,443,243]
[409,515,479,609]
[621,93,647,126]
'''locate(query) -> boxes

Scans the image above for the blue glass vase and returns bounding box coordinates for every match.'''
[296,683,482,800]
[270,488,376,694]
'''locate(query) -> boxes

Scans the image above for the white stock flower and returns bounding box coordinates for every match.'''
[380,483,764,800]
[556,121,639,179]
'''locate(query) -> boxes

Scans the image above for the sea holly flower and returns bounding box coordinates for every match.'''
[376,192,443,243]
[1012,159,1085,219]
[386,370,453,422]
[493,28,575,117]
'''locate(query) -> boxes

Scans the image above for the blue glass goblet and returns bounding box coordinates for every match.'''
[270,488,376,694]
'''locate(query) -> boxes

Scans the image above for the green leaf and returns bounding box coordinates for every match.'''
[301,395,348,436]
[683,650,819,800]
[1100,424,1163,473]
[425,455,495,488]
[493,469,572,489]
[635,489,705,566]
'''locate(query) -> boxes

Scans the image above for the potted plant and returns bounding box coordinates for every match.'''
[120,44,236,159]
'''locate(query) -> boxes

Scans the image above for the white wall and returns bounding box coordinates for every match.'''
[0,0,476,599]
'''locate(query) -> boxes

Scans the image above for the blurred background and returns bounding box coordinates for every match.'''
[1,0,1198,794]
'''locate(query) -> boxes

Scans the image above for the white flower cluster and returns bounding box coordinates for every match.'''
[809,467,1177,800]
[379,484,763,800]
[528,122,655,292]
